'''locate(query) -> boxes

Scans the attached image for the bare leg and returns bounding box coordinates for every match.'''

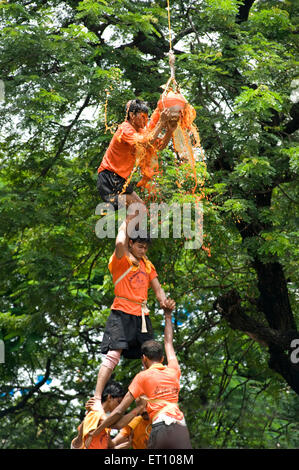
[85,369,114,413]
[85,349,122,412]
[119,191,145,210]
[125,191,144,206]
[94,364,114,399]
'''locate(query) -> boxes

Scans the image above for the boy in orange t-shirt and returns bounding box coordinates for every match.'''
[71,381,124,449]
[71,381,145,449]
[86,214,176,415]
[87,308,192,449]
[97,99,178,209]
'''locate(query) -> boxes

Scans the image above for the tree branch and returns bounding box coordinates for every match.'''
[214,289,298,350]
[0,359,51,419]
[29,94,92,186]
[173,27,194,47]
[236,0,256,23]
[283,102,299,135]
[215,291,299,392]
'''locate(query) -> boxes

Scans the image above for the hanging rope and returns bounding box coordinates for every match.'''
[166,0,172,51]
[163,0,179,94]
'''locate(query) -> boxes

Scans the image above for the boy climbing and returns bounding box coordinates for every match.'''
[97,99,179,209]
[87,213,176,413]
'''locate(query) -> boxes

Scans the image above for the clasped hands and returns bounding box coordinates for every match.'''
[160,297,176,316]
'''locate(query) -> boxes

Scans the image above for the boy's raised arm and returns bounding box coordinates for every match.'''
[163,301,179,366]
[115,217,130,259]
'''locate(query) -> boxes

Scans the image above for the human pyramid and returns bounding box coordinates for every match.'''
[71,91,195,450]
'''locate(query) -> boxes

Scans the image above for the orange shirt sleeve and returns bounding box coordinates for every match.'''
[120,425,132,438]
[108,252,130,280]
[128,372,144,400]
[117,122,138,145]
[127,415,143,431]
[148,264,157,283]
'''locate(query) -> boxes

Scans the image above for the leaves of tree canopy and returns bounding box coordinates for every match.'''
[0,0,298,449]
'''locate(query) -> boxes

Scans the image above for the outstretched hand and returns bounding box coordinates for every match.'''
[114,436,132,449]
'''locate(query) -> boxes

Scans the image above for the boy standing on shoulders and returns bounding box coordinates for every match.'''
[87,212,176,414]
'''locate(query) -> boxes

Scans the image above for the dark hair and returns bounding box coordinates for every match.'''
[102,380,125,403]
[126,99,149,120]
[129,233,151,245]
[141,340,164,362]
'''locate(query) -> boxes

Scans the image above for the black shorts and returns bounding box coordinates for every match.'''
[97,170,134,210]
[147,422,192,449]
[101,309,154,359]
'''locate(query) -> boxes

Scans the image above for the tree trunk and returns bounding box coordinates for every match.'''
[254,259,296,331]
[215,288,299,394]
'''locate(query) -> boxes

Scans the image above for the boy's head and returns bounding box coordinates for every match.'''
[102,380,125,412]
[128,233,151,260]
[126,99,149,118]
[126,99,149,131]
[141,340,164,369]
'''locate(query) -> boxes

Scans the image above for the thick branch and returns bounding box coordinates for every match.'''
[253,259,296,331]
[284,102,299,135]
[215,290,299,394]
[214,290,297,350]
[236,0,256,23]
[30,94,92,185]
[173,27,194,47]
[234,187,296,332]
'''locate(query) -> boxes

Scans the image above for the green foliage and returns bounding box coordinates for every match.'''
[249,7,294,39]
[0,0,298,450]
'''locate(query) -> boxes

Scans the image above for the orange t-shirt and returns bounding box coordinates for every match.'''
[98,121,145,179]
[82,410,110,449]
[120,415,152,449]
[109,252,157,316]
[128,362,184,422]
